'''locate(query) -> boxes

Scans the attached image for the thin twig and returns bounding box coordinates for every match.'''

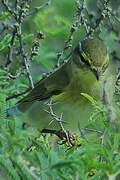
[6,87,31,101]
[17,24,34,89]
[5,25,17,67]
[57,0,86,65]
[28,0,51,16]
[78,121,89,142]
[84,128,103,134]
[1,0,13,15]
[44,99,73,146]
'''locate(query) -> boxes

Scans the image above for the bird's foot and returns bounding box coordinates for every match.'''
[41,129,76,146]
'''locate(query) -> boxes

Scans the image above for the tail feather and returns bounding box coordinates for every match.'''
[7,105,22,116]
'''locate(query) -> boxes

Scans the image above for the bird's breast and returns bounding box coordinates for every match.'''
[54,68,103,103]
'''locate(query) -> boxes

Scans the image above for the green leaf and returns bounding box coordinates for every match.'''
[0,155,20,180]
[0,69,7,74]
[11,156,32,180]
[0,34,11,52]
[81,93,96,106]
[0,12,11,20]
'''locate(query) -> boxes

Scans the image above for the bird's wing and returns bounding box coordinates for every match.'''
[17,59,72,111]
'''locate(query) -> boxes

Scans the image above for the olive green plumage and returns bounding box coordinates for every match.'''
[8,39,116,131]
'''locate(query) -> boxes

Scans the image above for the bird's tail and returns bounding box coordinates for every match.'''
[7,105,22,117]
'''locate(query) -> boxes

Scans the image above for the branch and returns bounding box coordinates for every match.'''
[1,0,13,15]
[5,25,17,67]
[28,0,51,16]
[6,87,31,101]
[43,99,75,146]
[17,24,34,89]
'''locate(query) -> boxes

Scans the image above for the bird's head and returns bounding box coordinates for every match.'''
[74,39,109,80]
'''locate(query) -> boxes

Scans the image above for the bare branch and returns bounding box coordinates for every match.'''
[17,24,34,89]
[1,0,13,15]
[28,0,51,16]
[43,99,75,146]
[6,88,31,101]
[5,25,17,67]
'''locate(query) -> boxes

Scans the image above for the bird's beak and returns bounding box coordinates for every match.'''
[92,69,100,80]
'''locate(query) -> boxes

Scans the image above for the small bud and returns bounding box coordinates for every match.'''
[57,52,62,59]
[37,31,45,39]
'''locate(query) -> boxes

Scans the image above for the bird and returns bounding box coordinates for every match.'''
[7,38,116,133]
